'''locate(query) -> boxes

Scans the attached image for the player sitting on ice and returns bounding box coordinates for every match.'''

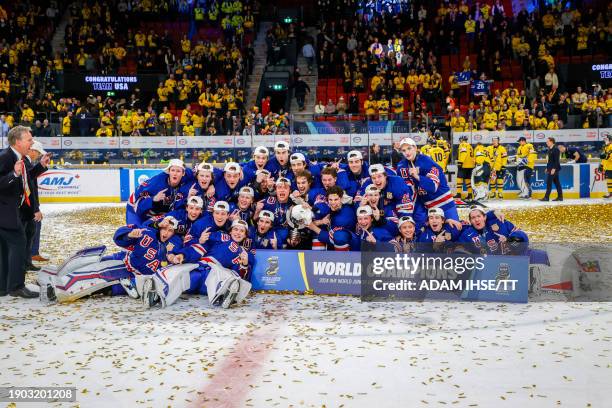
[175,162,220,212]
[229,186,256,223]
[390,216,418,253]
[396,137,459,226]
[126,159,193,226]
[38,217,184,303]
[182,201,233,254]
[306,186,357,251]
[416,207,462,252]
[457,206,527,255]
[143,219,255,309]
[145,196,206,237]
[247,210,287,249]
[353,205,394,249]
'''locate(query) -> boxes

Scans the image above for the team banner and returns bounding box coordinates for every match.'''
[251,249,529,302]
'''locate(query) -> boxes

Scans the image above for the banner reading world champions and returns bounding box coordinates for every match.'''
[250,250,529,303]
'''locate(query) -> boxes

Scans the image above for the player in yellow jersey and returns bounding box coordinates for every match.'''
[472,142,492,201]
[455,135,475,200]
[489,137,508,199]
[516,136,537,199]
[420,137,433,157]
[429,141,447,171]
[600,134,612,198]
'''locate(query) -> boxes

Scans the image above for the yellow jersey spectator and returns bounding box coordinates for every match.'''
[62,112,72,136]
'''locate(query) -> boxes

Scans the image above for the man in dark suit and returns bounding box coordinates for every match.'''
[22,141,49,272]
[0,126,49,298]
[541,137,563,202]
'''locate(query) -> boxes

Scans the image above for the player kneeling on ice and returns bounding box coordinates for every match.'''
[416,207,462,252]
[141,219,254,309]
[38,217,184,303]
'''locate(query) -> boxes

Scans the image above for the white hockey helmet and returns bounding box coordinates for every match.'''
[162,216,180,230]
[197,162,214,173]
[254,145,269,157]
[239,186,255,197]
[468,205,487,217]
[223,162,241,175]
[275,177,291,186]
[259,210,275,222]
[274,140,290,152]
[187,196,204,209]
[428,207,445,219]
[213,201,230,213]
[164,158,185,173]
[399,137,417,147]
[397,216,416,229]
[231,219,249,231]
[290,152,306,164]
[356,205,373,217]
[368,164,386,176]
[347,150,363,161]
[365,185,379,196]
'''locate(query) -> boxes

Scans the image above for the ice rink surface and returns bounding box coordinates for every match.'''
[0,199,610,407]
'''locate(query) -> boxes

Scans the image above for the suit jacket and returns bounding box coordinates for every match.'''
[0,148,24,229]
[19,157,46,220]
[546,144,561,171]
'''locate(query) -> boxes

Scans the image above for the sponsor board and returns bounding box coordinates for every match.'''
[251,250,528,302]
[38,169,120,202]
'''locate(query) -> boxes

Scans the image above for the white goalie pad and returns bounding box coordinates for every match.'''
[471,166,489,201]
[150,263,200,307]
[204,259,252,308]
[54,246,108,277]
[47,259,126,303]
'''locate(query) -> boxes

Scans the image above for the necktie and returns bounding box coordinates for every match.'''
[21,160,31,207]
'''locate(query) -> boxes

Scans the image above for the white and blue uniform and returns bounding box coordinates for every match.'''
[397,153,458,226]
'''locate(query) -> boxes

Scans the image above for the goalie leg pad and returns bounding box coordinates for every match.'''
[151,263,200,308]
[203,261,251,307]
[55,246,108,277]
[52,260,130,302]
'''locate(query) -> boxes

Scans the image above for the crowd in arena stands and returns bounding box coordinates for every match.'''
[0,0,271,137]
[312,0,611,128]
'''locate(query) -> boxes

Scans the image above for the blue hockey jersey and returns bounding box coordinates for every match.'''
[113,225,183,275]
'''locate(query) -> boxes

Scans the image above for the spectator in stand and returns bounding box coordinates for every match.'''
[314,101,325,119]
[261,96,271,117]
[302,41,316,75]
[293,76,310,112]
[336,97,347,119]
[369,143,383,165]
[325,99,336,116]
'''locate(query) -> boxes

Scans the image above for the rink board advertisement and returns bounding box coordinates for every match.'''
[37,169,121,203]
[251,250,528,302]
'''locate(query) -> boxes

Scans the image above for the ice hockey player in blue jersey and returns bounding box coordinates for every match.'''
[181,200,232,259]
[175,162,220,212]
[307,186,357,251]
[353,205,394,249]
[340,150,396,197]
[213,161,248,203]
[359,164,415,224]
[229,186,255,224]
[291,170,327,206]
[390,216,419,253]
[43,217,183,302]
[247,210,287,249]
[396,138,458,227]
[144,219,254,309]
[126,159,194,226]
[416,208,462,252]
[256,177,293,228]
[484,209,530,255]
[144,196,205,237]
[457,206,513,255]
[241,146,271,185]
[264,140,291,178]
[285,152,328,189]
